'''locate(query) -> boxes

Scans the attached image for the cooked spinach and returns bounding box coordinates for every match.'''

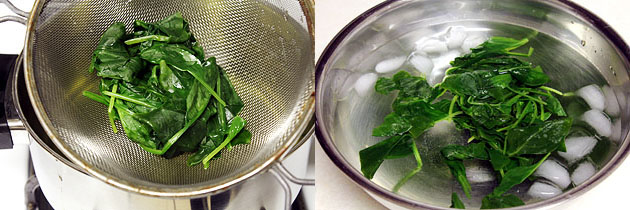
[480,194,525,209]
[451,193,466,209]
[83,13,251,167]
[359,36,573,208]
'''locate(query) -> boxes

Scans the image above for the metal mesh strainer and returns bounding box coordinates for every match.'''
[23,0,314,197]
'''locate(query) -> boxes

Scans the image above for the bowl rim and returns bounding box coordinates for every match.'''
[315,0,630,209]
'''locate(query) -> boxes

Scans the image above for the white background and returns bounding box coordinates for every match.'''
[315,0,630,209]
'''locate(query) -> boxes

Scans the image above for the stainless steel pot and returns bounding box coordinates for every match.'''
[1,0,315,209]
[4,51,313,210]
[316,0,630,209]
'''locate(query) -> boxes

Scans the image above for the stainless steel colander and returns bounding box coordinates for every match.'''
[20,0,314,197]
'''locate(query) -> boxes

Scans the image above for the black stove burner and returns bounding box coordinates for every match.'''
[25,176,53,210]
[1,54,19,149]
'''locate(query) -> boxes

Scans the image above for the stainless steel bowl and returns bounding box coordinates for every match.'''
[316,0,630,209]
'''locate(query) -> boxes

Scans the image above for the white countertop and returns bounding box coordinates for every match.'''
[315,0,630,209]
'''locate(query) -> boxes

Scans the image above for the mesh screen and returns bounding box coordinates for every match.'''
[30,0,313,192]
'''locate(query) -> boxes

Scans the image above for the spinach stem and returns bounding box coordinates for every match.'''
[201,133,234,169]
[467,97,501,107]
[201,117,246,169]
[169,63,227,106]
[445,67,459,75]
[108,83,119,133]
[140,99,210,155]
[140,121,192,155]
[503,135,507,153]
[528,89,552,97]
[534,152,552,169]
[467,136,475,143]
[393,140,422,192]
[506,47,534,57]
[539,86,564,96]
[496,112,526,132]
[507,87,547,105]
[124,35,170,45]
[563,92,576,97]
[434,89,448,101]
[83,91,109,105]
[144,88,166,98]
[499,169,505,178]
[102,91,157,108]
[540,99,545,120]
[449,95,459,116]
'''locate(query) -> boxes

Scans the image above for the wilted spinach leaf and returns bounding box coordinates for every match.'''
[480,194,524,209]
[505,118,572,156]
[360,135,412,179]
[84,13,250,168]
[451,193,466,209]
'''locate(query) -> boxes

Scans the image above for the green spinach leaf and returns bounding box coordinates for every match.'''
[480,194,524,209]
[451,193,466,209]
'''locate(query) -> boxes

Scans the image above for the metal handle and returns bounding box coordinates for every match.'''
[282,118,315,158]
[0,0,28,25]
[270,162,314,210]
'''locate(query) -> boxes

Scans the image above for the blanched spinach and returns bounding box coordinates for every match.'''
[84,13,251,168]
[480,194,525,209]
[451,193,466,209]
[359,36,573,208]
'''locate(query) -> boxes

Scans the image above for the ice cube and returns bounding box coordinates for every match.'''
[461,35,487,53]
[557,136,598,163]
[427,67,445,87]
[615,89,627,110]
[375,57,406,73]
[416,38,448,55]
[432,51,461,73]
[582,109,612,137]
[336,71,361,101]
[465,164,496,183]
[602,85,620,117]
[534,160,571,189]
[409,53,433,76]
[446,26,467,49]
[571,162,596,186]
[354,73,378,97]
[527,181,562,199]
[576,84,605,111]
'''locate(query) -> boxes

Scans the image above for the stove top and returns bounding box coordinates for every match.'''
[1,54,18,149]
[0,53,30,210]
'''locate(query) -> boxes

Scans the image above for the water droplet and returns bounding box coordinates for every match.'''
[610,66,617,76]
[571,20,575,24]
[581,40,586,46]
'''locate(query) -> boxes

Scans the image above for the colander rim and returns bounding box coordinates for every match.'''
[315,0,630,209]
[23,0,315,198]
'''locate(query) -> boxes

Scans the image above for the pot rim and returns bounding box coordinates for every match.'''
[10,52,87,174]
[315,0,630,209]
